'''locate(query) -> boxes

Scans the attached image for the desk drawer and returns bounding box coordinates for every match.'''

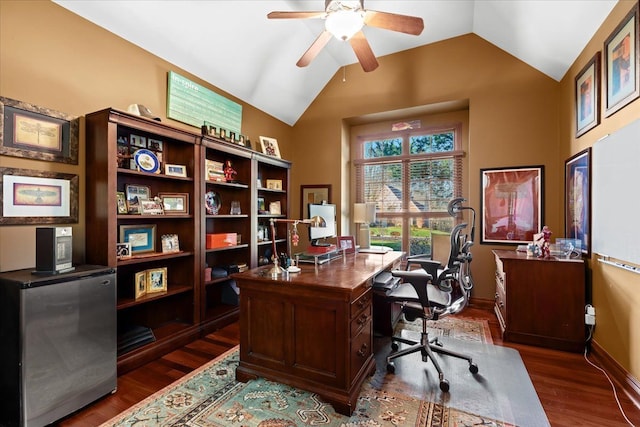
[350,318,372,382]
[350,304,372,337]
[350,289,372,319]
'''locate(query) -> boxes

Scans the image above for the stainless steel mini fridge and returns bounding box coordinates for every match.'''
[0,265,117,427]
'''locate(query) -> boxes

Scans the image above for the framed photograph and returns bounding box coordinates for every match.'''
[161,234,180,253]
[120,224,156,254]
[480,166,544,245]
[134,271,147,300]
[259,136,281,158]
[130,134,147,148]
[0,96,79,164]
[159,192,189,215]
[148,138,163,151]
[301,184,331,218]
[219,128,227,140]
[269,201,281,215]
[146,267,168,294]
[116,191,128,214]
[140,199,164,215]
[116,242,131,259]
[0,167,79,225]
[165,164,187,177]
[338,235,356,254]
[604,2,639,116]
[565,148,591,256]
[266,179,283,190]
[202,122,220,138]
[229,131,236,143]
[257,197,267,214]
[125,184,151,215]
[575,52,601,137]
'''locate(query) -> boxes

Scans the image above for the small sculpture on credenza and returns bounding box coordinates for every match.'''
[535,225,552,259]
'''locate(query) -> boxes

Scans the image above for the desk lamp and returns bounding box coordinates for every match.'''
[269,216,326,277]
[353,202,376,249]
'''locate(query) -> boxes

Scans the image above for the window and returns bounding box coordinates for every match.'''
[354,124,464,256]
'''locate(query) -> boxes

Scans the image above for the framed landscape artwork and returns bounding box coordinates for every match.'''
[565,148,591,256]
[480,166,544,245]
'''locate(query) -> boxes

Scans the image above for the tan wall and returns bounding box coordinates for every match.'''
[0,1,292,271]
[291,33,561,307]
[558,0,640,379]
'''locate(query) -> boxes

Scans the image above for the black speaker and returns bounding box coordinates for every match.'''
[36,227,74,273]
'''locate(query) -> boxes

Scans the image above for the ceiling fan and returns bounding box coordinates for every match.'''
[267,0,424,72]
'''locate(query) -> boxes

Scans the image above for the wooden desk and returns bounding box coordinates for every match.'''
[233,251,403,415]
[493,250,586,352]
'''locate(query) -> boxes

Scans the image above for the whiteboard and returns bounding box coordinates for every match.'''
[592,118,640,265]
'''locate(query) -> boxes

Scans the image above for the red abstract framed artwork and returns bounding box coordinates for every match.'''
[480,166,544,245]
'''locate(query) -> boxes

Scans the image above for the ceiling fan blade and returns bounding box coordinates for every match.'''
[297,30,333,67]
[268,11,326,20]
[364,10,424,35]
[349,31,379,72]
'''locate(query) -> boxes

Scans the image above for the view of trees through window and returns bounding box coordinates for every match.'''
[356,127,462,256]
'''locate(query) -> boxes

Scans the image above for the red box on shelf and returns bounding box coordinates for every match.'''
[206,233,237,249]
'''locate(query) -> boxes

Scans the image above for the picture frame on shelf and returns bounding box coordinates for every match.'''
[165,164,187,177]
[564,148,591,256]
[120,224,156,254]
[480,166,544,245]
[148,138,163,151]
[161,234,180,253]
[269,201,281,215]
[140,199,164,215]
[116,242,131,259]
[219,128,227,140]
[125,184,151,215]
[202,122,220,138]
[575,52,601,137]
[130,134,147,148]
[300,184,331,218]
[266,179,283,190]
[146,267,167,294]
[259,136,281,158]
[0,167,79,225]
[338,235,356,254]
[0,96,80,165]
[159,192,189,215]
[604,2,639,116]
[116,145,130,168]
[257,197,267,214]
[116,191,128,214]
[134,271,147,300]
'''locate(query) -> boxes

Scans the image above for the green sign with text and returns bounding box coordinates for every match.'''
[167,71,242,133]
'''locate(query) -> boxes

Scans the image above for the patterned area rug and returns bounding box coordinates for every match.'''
[396,316,494,345]
[100,317,517,427]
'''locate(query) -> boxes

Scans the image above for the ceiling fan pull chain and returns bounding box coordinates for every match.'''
[343,66,347,82]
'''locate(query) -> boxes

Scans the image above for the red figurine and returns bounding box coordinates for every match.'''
[537,225,552,258]
[224,160,237,182]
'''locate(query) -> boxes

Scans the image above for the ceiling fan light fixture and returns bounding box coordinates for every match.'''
[325,9,364,41]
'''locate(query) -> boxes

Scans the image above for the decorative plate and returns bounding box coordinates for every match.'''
[205,191,221,215]
[134,149,160,173]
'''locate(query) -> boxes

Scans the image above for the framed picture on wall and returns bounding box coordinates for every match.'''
[575,52,601,137]
[300,184,331,218]
[604,2,639,117]
[480,166,544,245]
[565,148,591,256]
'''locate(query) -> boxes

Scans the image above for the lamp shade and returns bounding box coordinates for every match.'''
[353,203,376,224]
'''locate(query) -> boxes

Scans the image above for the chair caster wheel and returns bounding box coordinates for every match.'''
[386,363,396,374]
[439,379,450,392]
[469,363,479,374]
[391,342,399,351]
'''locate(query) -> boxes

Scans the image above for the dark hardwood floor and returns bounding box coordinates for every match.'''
[58,307,639,426]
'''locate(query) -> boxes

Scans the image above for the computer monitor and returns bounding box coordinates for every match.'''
[308,203,337,246]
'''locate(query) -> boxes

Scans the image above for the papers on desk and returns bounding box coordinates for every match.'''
[359,246,393,254]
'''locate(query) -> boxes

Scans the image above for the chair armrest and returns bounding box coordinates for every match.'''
[407,258,441,278]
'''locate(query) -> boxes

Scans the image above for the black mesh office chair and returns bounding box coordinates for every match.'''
[385,198,477,392]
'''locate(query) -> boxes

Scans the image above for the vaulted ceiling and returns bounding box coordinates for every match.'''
[53,1,617,126]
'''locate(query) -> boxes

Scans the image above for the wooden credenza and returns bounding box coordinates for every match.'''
[493,250,586,352]
[233,251,403,415]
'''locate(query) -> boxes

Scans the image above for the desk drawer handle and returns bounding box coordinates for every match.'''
[357,343,368,357]
[357,313,369,325]
[357,297,370,309]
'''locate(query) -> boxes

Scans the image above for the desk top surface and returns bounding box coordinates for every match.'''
[233,251,404,291]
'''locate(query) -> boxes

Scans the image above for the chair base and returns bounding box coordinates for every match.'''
[386,325,479,392]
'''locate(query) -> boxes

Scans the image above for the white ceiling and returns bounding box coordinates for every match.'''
[53,0,617,126]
